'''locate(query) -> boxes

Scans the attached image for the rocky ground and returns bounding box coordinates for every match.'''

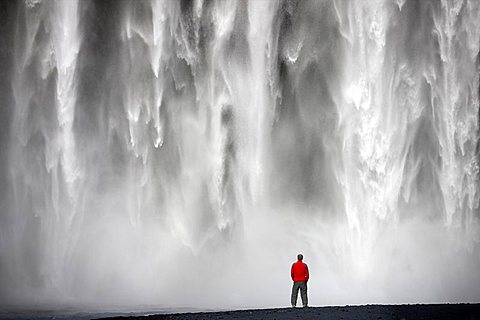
[103,304,480,320]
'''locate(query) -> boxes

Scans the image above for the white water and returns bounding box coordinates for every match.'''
[1,0,479,310]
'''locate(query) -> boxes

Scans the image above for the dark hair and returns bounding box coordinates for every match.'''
[297,254,303,261]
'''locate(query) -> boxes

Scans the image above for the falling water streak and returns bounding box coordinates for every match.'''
[9,0,82,296]
[50,0,82,289]
[430,0,480,228]
[339,0,391,272]
[121,0,166,225]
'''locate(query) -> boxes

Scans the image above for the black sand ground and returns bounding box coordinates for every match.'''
[103,304,480,320]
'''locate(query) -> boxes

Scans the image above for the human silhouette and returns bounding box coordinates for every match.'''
[291,253,309,307]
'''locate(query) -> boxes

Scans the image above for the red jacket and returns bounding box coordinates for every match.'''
[291,260,309,282]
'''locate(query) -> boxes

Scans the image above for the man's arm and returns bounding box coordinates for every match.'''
[305,264,309,282]
[291,264,295,281]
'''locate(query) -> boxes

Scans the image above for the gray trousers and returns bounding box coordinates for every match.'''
[291,281,308,307]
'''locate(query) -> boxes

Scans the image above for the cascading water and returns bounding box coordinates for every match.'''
[0,0,479,310]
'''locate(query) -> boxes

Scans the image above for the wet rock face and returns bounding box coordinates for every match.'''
[0,0,479,308]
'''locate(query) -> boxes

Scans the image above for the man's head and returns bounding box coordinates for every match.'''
[297,254,303,261]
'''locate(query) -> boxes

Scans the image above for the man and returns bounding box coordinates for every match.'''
[290,253,309,307]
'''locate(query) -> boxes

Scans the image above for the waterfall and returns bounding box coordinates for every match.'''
[0,0,479,309]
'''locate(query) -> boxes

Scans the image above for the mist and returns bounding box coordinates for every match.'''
[0,0,479,310]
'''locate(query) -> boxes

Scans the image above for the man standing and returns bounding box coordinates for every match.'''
[291,253,309,307]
